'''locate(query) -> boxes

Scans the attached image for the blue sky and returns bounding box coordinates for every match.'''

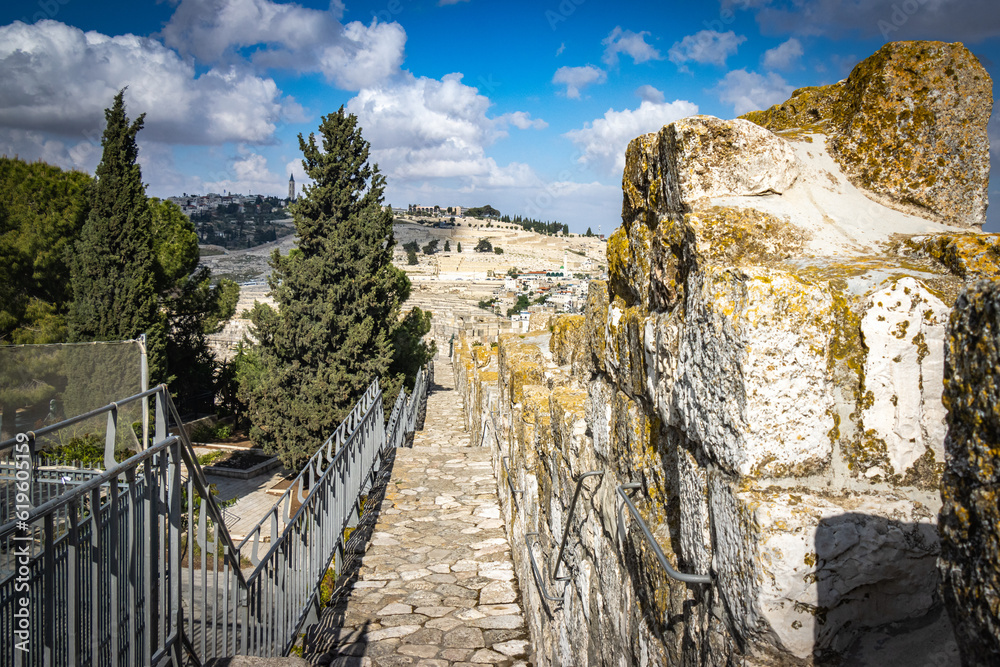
[1,0,998,233]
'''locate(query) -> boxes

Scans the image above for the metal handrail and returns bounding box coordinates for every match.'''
[500,456,521,512]
[525,531,562,602]
[0,368,431,664]
[616,482,711,585]
[552,470,604,581]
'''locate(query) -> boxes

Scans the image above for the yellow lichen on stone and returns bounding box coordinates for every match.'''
[739,82,845,138]
[585,281,610,373]
[828,41,992,227]
[607,224,653,307]
[550,314,586,367]
[895,233,1000,279]
[687,206,807,267]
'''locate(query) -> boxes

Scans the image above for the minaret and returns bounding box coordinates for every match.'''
[288,174,295,202]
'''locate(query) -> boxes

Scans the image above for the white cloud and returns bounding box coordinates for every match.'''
[564,99,700,175]
[347,72,539,188]
[715,69,795,116]
[556,42,566,56]
[203,150,287,195]
[0,128,101,174]
[500,112,549,130]
[668,30,746,70]
[762,38,803,70]
[439,0,470,5]
[552,65,607,99]
[635,85,665,103]
[160,0,406,90]
[602,27,663,66]
[0,20,286,145]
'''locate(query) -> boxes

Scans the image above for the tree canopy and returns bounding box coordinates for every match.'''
[68,90,163,377]
[246,107,427,468]
[0,158,92,345]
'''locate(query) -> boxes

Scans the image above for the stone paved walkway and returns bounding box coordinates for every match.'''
[304,354,531,667]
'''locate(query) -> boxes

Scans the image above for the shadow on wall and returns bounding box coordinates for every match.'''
[814,513,958,666]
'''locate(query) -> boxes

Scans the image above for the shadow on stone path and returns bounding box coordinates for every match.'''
[303,354,531,667]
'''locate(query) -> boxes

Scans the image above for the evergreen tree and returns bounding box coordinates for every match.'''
[248,108,411,469]
[457,242,462,253]
[0,158,92,344]
[68,90,163,377]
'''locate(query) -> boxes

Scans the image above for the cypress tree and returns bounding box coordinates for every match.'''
[68,90,163,377]
[249,107,410,468]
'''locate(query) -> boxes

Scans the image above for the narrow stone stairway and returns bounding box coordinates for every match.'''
[303,354,532,667]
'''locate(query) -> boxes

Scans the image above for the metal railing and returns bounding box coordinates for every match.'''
[551,471,604,582]
[617,483,711,585]
[0,368,428,666]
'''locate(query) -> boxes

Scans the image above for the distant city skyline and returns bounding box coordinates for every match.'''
[0,0,998,232]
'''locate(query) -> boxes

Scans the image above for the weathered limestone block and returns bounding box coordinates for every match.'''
[895,233,1000,279]
[549,314,585,369]
[744,41,992,228]
[658,116,800,210]
[673,265,835,478]
[860,277,950,479]
[939,281,1000,664]
[830,41,991,227]
[584,281,609,376]
[711,482,942,661]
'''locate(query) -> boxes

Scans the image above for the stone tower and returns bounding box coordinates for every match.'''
[288,174,295,202]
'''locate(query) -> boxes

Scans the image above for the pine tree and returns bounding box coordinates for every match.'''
[249,108,411,469]
[68,90,164,378]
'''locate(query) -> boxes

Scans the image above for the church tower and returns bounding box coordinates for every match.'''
[288,174,295,202]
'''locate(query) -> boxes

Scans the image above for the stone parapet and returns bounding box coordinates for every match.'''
[939,281,1000,664]
[454,40,995,666]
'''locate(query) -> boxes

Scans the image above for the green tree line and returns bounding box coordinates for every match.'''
[0,90,238,425]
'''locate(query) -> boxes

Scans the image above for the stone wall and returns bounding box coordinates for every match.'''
[455,41,998,666]
[939,281,1000,664]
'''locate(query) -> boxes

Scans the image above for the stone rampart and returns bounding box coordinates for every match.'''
[455,41,997,666]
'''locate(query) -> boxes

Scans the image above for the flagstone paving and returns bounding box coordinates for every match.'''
[303,354,532,667]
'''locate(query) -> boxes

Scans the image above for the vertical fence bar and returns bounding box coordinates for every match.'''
[67,498,79,667]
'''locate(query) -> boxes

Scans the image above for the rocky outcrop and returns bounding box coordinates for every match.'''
[743,41,992,228]
[939,281,1000,664]
[456,40,998,667]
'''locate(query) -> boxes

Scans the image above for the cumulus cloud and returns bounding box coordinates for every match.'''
[669,30,746,70]
[714,69,794,116]
[500,112,549,130]
[762,37,803,70]
[739,0,1000,42]
[0,128,102,174]
[203,149,288,195]
[552,65,607,99]
[635,85,665,103]
[346,72,540,188]
[564,99,699,175]
[160,0,406,90]
[0,20,286,145]
[602,27,663,66]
